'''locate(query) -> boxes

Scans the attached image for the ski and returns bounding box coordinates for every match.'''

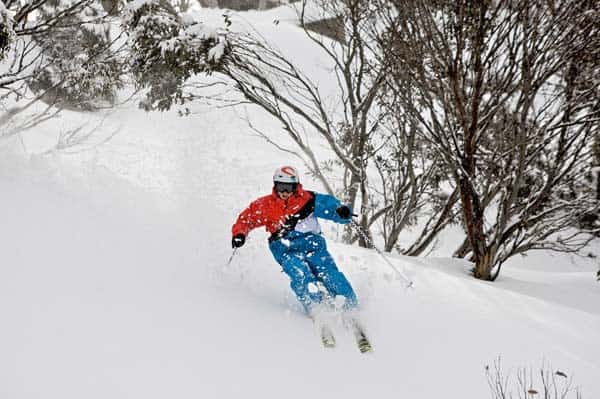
[310,285,372,352]
[319,323,336,348]
[310,304,336,349]
[347,318,373,353]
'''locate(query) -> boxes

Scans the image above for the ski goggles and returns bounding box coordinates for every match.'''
[274,182,298,193]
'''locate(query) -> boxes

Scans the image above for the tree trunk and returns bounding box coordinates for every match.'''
[459,175,492,280]
[473,249,493,280]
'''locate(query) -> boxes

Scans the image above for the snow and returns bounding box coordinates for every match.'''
[2,98,599,399]
[207,38,225,61]
[1,5,599,399]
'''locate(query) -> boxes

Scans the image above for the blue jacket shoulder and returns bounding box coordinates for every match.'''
[313,192,351,224]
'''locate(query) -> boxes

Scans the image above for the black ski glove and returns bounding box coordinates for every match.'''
[336,205,352,219]
[232,234,245,248]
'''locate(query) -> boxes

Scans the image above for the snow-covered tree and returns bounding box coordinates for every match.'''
[1,0,123,137]
[28,1,125,111]
[122,0,225,111]
[379,0,600,280]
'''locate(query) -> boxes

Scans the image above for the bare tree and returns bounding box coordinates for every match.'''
[374,72,461,254]
[486,358,582,399]
[380,0,600,279]
[218,0,387,246]
[215,0,452,252]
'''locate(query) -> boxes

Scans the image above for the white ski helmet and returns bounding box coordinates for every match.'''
[273,166,299,184]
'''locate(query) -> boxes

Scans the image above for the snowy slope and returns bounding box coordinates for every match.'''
[1,5,600,399]
[2,100,599,399]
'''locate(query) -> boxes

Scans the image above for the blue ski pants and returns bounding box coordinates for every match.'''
[269,231,358,313]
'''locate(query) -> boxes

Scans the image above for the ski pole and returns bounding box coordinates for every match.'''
[226,248,238,267]
[350,219,414,289]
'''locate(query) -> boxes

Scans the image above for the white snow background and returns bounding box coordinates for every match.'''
[1,4,599,399]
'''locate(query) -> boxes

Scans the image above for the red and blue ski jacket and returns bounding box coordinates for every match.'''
[231,184,350,242]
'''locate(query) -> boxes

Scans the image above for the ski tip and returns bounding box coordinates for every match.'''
[319,325,337,349]
[358,340,373,354]
[322,341,337,349]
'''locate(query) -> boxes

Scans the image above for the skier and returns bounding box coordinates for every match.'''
[231,166,358,316]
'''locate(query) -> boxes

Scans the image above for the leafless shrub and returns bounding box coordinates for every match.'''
[486,358,582,399]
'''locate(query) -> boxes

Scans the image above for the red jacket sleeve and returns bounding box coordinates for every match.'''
[231,198,268,237]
